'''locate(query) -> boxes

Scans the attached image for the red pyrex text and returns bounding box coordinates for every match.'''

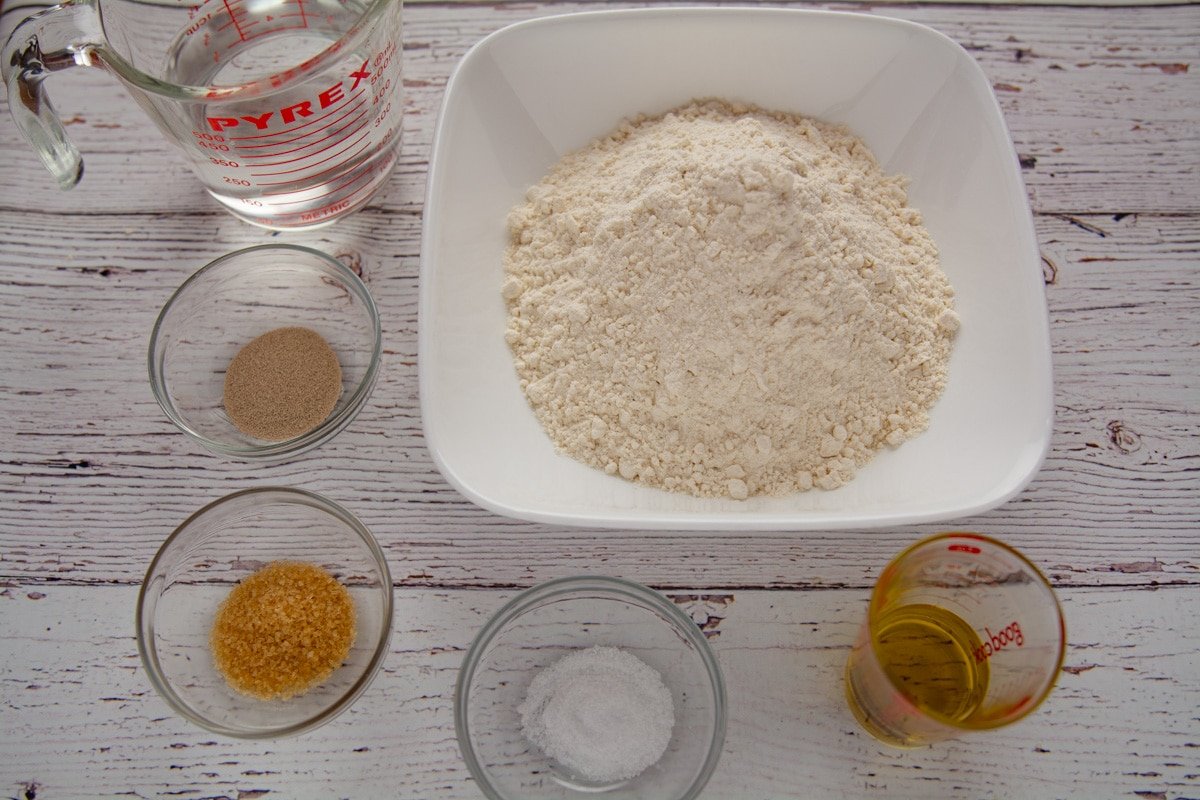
[205,61,372,132]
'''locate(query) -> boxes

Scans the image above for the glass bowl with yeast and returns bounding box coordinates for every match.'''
[136,488,392,738]
[455,576,726,800]
[149,244,381,461]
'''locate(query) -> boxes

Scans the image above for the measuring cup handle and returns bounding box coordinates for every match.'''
[2,2,104,189]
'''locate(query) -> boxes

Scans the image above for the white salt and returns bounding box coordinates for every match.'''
[518,645,675,783]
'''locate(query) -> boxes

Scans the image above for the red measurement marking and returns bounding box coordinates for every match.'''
[265,163,377,206]
[230,90,365,141]
[250,129,371,178]
[259,140,372,190]
[237,0,308,43]
[972,620,1024,664]
[235,96,368,149]
[246,11,305,23]
[238,12,310,43]
[948,544,982,554]
[272,177,379,222]
[239,106,371,162]
[244,116,370,168]
[221,0,247,41]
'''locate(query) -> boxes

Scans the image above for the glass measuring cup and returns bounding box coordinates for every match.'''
[845,532,1066,747]
[3,0,402,229]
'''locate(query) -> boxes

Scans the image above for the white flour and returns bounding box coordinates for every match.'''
[504,100,959,499]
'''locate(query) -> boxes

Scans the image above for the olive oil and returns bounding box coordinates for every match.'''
[873,603,989,723]
[845,534,1064,747]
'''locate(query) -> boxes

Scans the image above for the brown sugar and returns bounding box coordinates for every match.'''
[210,561,356,700]
[223,326,342,441]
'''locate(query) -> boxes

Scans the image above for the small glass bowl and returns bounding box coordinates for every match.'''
[136,488,393,738]
[455,576,726,799]
[148,244,381,461]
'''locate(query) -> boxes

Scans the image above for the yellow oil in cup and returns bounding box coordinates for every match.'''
[845,532,1066,747]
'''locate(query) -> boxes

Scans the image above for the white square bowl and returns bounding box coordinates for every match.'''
[419,8,1052,530]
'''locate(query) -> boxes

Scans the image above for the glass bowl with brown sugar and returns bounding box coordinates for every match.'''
[136,487,393,738]
[148,244,381,461]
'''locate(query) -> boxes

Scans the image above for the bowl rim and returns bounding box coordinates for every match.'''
[148,243,382,461]
[453,575,727,799]
[135,486,394,739]
[418,5,1053,530]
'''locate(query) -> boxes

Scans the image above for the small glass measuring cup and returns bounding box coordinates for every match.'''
[845,532,1066,747]
[3,0,402,230]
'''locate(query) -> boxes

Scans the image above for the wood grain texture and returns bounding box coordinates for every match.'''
[1,210,1196,588]
[1,1,1198,798]
[2,585,1197,800]
[1,4,1198,216]
[0,3,1197,590]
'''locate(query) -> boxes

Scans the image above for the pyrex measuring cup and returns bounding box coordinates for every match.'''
[845,532,1066,747]
[3,0,402,229]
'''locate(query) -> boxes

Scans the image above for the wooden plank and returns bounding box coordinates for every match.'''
[0,4,1197,216]
[0,210,1195,588]
[4,0,1193,33]
[0,2,1195,798]
[1,585,1196,799]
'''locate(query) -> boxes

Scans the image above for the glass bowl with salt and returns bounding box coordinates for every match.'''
[148,244,381,461]
[136,487,393,738]
[455,576,726,799]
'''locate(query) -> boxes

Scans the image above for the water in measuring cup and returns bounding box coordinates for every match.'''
[163,0,401,229]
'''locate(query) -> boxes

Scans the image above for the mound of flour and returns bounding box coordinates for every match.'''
[503,100,959,499]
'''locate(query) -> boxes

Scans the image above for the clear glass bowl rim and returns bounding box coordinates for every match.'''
[453,575,728,800]
[147,243,382,461]
[135,486,394,739]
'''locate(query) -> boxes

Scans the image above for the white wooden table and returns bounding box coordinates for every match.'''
[1,1,1197,798]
